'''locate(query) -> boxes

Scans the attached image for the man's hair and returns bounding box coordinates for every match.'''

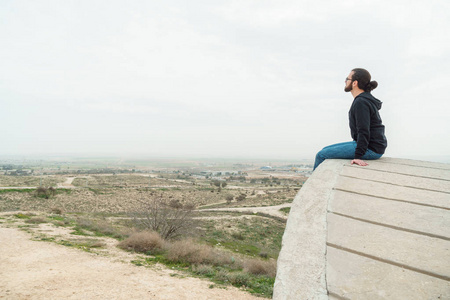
[351,68,378,92]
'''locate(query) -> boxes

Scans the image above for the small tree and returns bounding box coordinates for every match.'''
[132,198,196,240]
[236,194,246,202]
[225,194,234,204]
[35,187,56,199]
[212,180,227,192]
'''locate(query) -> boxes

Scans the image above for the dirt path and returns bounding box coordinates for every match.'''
[200,203,291,220]
[56,176,77,188]
[0,224,259,299]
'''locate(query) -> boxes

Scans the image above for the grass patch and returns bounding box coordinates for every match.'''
[0,188,35,194]
[200,216,285,259]
[47,215,66,221]
[279,207,290,214]
[71,227,92,236]
[72,217,129,240]
[17,224,32,228]
[56,238,106,252]
[36,234,106,252]
[14,213,31,219]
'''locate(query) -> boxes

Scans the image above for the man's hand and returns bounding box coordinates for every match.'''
[351,159,369,166]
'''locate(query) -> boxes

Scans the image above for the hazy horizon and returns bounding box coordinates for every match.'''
[1,153,449,165]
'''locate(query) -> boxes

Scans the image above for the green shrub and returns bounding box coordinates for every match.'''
[14,213,31,219]
[227,272,251,286]
[192,264,215,277]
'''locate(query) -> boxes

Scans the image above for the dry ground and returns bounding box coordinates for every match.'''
[0,214,259,300]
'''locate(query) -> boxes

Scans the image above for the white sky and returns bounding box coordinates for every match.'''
[1,0,449,162]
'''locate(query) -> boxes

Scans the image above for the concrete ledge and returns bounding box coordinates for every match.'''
[273,157,450,299]
[273,159,346,299]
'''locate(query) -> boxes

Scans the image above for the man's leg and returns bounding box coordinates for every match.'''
[361,149,383,160]
[314,141,356,170]
[320,141,356,151]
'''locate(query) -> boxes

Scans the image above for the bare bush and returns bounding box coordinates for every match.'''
[50,207,63,215]
[35,187,56,199]
[243,258,277,277]
[236,194,246,202]
[132,198,197,240]
[225,194,233,204]
[167,239,239,267]
[25,217,47,224]
[118,231,164,254]
[167,239,213,264]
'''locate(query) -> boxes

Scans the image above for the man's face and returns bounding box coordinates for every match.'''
[344,71,354,92]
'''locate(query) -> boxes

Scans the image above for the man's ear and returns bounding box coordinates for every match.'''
[352,80,358,87]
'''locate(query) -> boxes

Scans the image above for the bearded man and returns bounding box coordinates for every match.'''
[313,68,387,170]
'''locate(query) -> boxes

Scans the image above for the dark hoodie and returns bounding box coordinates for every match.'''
[349,92,387,159]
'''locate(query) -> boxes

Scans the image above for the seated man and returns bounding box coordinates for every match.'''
[314,68,387,171]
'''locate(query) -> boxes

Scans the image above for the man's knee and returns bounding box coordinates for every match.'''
[315,150,326,161]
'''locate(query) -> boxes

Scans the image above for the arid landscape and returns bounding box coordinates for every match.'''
[0,157,311,298]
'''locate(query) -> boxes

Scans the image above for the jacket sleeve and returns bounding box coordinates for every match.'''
[354,99,371,159]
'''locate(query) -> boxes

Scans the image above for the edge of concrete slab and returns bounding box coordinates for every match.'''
[273,159,346,300]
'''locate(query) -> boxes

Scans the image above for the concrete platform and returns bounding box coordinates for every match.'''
[273,157,450,300]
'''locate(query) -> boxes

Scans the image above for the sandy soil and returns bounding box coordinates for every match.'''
[0,225,259,300]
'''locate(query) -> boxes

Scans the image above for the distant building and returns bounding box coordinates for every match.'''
[260,166,273,170]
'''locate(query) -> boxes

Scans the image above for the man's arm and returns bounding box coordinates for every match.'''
[354,100,371,159]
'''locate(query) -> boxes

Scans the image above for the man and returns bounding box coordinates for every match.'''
[313,68,387,170]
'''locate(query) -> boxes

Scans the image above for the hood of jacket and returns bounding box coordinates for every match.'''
[356,92,383,110]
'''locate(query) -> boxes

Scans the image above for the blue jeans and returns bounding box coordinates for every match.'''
[313,141,382,170]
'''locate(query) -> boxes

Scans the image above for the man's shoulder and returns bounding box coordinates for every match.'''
[353,96,372,108]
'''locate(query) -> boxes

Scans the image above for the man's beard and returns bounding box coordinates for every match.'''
[344,84,352,92]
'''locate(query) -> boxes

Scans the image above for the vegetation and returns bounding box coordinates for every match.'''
[118,231,164,254]
[279,207,291,214]
[0,159,309,298]
[131,198,196,240]
[34,187,56,199]
[120,232,276,296]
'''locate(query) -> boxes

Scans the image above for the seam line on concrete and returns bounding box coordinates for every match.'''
[344,165,450,182]
[340,175,450,194]
[327,243,450,282]
[328,211,450,241]
[328,291,351,300]
[333,189,450,210]
[375,160,450,170]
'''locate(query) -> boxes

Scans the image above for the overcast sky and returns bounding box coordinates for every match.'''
[1,0,449,162]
